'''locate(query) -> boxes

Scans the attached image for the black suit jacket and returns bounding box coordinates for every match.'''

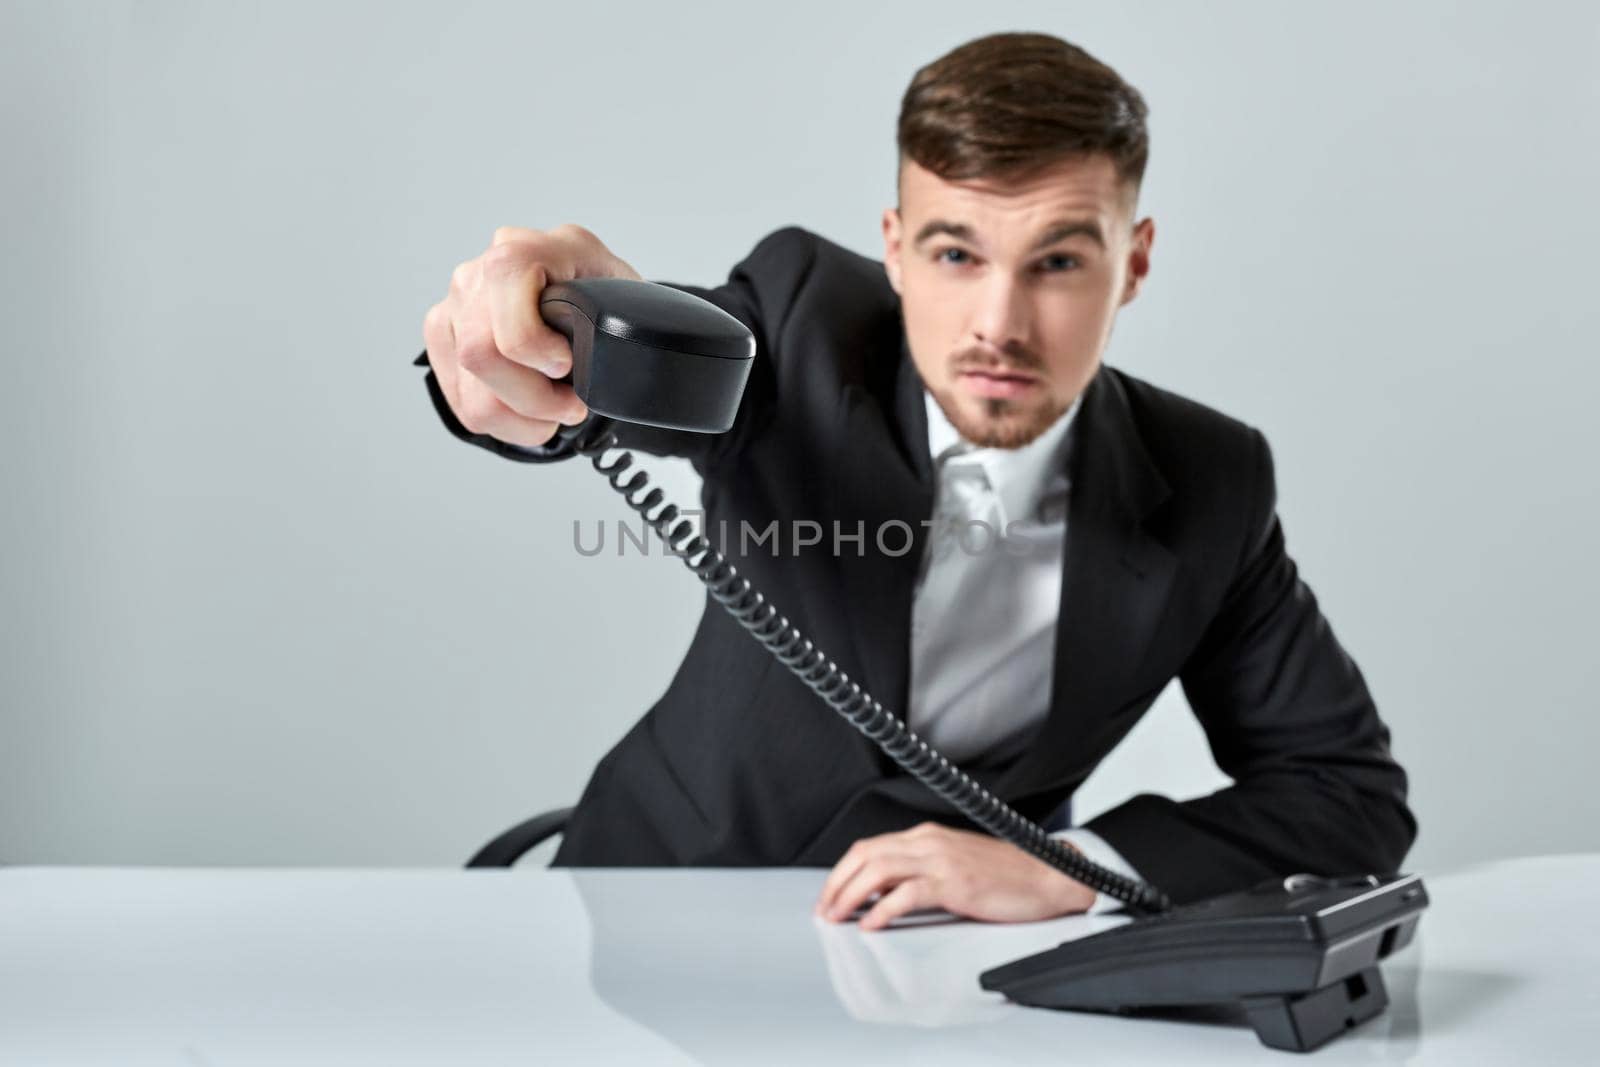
[413,226,1416,905]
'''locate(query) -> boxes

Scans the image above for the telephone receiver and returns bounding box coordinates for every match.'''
[536,278,1427,1053]
[539,277,756,437]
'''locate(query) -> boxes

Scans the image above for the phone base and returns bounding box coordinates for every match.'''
[980,873,1426,1052]
[1241,965,1388,1052]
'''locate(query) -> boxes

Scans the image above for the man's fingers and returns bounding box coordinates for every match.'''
[545,222,634,279]
[815,841,868,917]
[454,386,561,448]
[421,301,461,408]
[458,341,588,425]
[453,309,584,426]
[482,245,574,377]
[815,827,939,917]
[859,879,932,932]
[488,226,626,288]
[816,836,901,917]
[481,229,631,376]
[824,854,920,922]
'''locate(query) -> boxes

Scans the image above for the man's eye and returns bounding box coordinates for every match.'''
[937,247,972,265]
[1038,253,1081,272]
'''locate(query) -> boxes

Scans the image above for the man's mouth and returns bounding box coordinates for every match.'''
[956,368,1041,400]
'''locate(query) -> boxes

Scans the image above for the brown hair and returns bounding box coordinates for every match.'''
[897,32,1149,197]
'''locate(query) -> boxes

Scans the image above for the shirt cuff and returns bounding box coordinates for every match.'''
[1051,827,1145,915]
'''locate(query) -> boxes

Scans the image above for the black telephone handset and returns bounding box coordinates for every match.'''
[536,278,1428,1053]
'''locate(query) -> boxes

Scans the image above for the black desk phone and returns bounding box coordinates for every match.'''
[536,277,1428,1053]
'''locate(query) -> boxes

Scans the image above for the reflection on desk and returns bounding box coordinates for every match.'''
[1,855,1595,1065]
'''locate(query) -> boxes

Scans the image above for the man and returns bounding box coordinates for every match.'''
[414,32,1416,929]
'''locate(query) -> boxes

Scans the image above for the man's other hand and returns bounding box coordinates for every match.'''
[813,822,1096,930]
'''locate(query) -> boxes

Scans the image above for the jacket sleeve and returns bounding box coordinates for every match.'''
[411,226,818,478]
[1083,428,1419,905]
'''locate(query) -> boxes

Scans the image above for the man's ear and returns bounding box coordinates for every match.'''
[882,207,903,295]
[1120,216,1154,306]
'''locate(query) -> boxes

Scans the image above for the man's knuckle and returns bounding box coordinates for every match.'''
[456,387,499,432]
[552,221,594,243]
[450,259,479,294]
[492,225,536,246]
[456,336,494,374]
[481,241,532,281]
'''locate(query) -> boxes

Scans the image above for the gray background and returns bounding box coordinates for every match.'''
[2,0,1595,873]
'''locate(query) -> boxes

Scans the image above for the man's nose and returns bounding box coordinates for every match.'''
[971,274,1031,353]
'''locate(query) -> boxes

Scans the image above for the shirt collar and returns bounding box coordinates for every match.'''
[923,388,1082,525]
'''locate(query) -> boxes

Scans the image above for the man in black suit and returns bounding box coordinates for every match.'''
[415,32,1415,927]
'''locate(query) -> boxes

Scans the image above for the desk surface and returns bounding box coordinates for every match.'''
[2,854,1596,1065]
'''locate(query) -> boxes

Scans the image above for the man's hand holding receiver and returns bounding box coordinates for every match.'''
[421,224,642,448]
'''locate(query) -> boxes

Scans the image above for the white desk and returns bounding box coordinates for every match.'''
[1,854,1595,1065]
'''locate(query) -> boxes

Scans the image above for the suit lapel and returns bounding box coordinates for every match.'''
[994,365,1178,802]
[828,348,1178,806]
[829,336,932,720]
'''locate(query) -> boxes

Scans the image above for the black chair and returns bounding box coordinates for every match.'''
[466,807,574,868]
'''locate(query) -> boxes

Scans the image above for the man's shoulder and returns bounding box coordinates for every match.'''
[1107,365,1257,440]
[735,226,902,385]
[1102,364,1266,493]
[748,225,876,270]
[738,226,891,296]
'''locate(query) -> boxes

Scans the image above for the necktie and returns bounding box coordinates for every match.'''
[909,448,1010,761]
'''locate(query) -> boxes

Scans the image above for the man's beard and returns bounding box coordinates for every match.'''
[933,389,1070,449]
[933,344,1070,449]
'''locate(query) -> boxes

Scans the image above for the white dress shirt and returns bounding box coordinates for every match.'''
[909,389,1144,913]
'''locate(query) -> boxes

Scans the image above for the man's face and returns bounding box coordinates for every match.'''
[883,154,1154,449]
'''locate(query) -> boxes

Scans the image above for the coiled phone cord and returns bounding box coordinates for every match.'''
[568,420,1172,915]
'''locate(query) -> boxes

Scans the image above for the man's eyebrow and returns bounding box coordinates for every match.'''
[1030,219,1105,250]
[912,219,975,247]
[911,218,1106,250]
